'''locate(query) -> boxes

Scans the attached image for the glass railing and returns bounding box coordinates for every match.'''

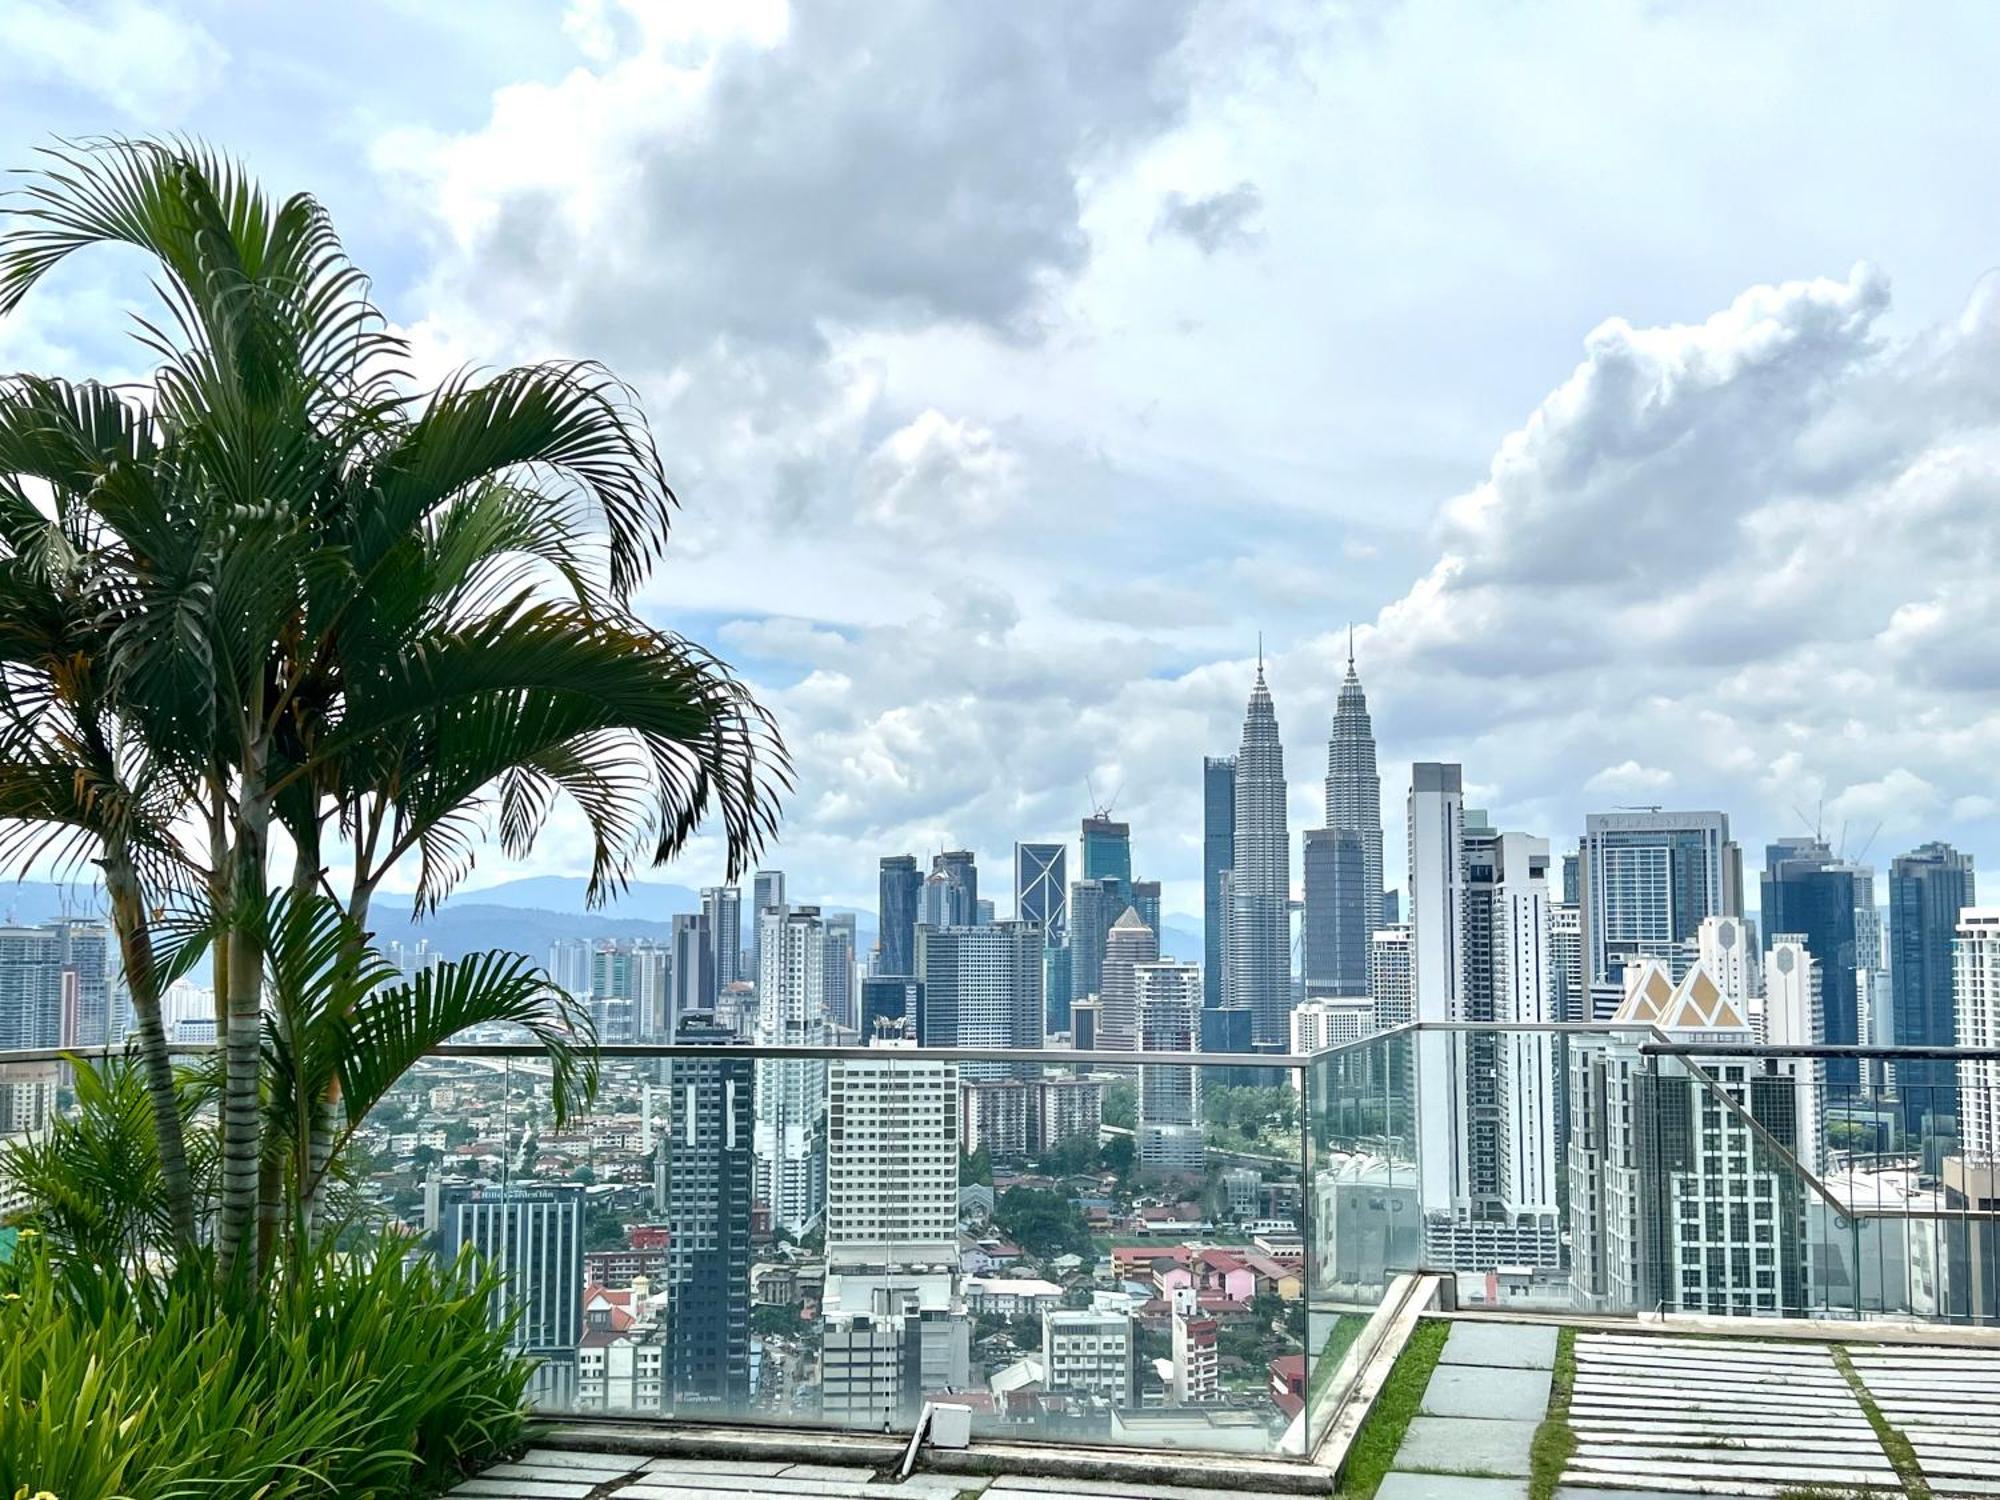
[369,1041,1322,1458]
[10,1024,1999,1465]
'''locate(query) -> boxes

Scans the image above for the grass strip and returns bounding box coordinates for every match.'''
[1337,1317,1449,1499]
[1831,1344,1931,1500]
[1527,1325,1578,1500]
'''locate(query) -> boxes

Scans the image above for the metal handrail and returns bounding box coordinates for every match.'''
[1643,1041,2000,1062]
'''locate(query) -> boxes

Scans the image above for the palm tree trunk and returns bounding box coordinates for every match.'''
[302,873,368,1239]
[216,744,271,1287]
[103,846,197,1252]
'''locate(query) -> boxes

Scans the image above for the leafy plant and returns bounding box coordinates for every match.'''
[0,1231,528,1500]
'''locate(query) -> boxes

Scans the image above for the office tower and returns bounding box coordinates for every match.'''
[1068,877,1114,1013]
[1015,842,1068,941]
[702,886,743,988]
[860,975,921,1041]
[1578,811,1740,986]
[1098,908,1158,1053]
[878,856,923,977]
[1382,888,1401,925]
[750,869,787,982]
[1570,964,1805,1317]
[1292,996,1374,1052]
[658,1013,753,1407]
[1550,903,1584,1022]
[1763,838,1865,1087]
[1303,828,1369,999]
[1227,661,1291,1047]
[1406,764,1465,1214]
[1892,843,1976,1133]
[921,849,978,930]
[1071,999,1100,1050]
[1043,1309,1136,1406]
[826,1050,960,1270]
[1135,960,1204,1174]
[824,913,858,1031]
[1562,850,1580,906]
[1043,945,1072,1036]
[434,1184,585,1403]
[1324,635,1385,937]
[1368,924,1414,1030]
[670,914,715,1034]
[1203,756,1237,1011]
[915,921,1045,1076]
[1957,910,2000,1163]
[754,906,827,1233]
[549,936,592,996]
[0,922,107,1051]
[1200,1001,1251,1058]
[1131,880,1162,947]
[975,898,995,925]
[1082,814,1133,887]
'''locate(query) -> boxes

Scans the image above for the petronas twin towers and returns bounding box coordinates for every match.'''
[1221,638,1385,1047]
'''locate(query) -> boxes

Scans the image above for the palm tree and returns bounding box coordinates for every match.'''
[0,137,789,1280]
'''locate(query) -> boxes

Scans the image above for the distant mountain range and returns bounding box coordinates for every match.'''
[0,873,1201,966]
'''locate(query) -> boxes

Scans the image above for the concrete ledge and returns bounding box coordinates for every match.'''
[1429,1305,2000,1349]
[535,1420,1334,1495]
[1316,1273,1447,1479]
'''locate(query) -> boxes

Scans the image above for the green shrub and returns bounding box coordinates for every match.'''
[0,1233,530,1500]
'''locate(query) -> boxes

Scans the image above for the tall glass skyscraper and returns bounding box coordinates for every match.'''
[1202,756,1236,1011]
[1226,661,1290,1047]
[1014,842,1067,942]
[1081,815,1132,887]
[1302,828,1368,998]
[1763,837,1864,1089]
[1325,636,1385,937]
[878,855,922,977]
[1891,841,1975,1132]
[1578,810,1739,990]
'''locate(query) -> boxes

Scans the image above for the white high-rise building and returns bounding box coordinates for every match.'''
[1227,661,1292,1047]
[1135,961,1204,1175]
[1291,997,1373,1054]
[1407,763,1465,1212]
[1763,934,1826,1173]
[825,1049,959,1271]
[1097,908,1158,1054]
[1482,831,1559,1229]
[1698,916,1759,1015]
[1955,910,2000,1163]
[1549,903,1583,1022]
[754,906,826,1233]
[1368,924,1413,1030]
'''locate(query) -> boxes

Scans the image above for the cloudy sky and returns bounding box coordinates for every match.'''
[5,0,2000,923]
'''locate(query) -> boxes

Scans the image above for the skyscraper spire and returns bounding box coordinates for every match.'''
[1326,636,1384,937]
[1227,660,1290,1047]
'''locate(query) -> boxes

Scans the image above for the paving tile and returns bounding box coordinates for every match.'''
[481,1459,641,1482]
[1376,1472,1528,1500]
[1419,1365,1553,1422]
[521,1449,648,1469]
[451,1481,602,1500]
[642,1459,792,1476]
[1440,1323,1558,1371]
[984,1478,1280,1500]
[1395,1416,1538,1477]
[1555,1489,1762,1500]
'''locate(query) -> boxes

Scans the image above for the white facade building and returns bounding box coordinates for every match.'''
[1291,997,1374,1054]
[1136,961,1205,1175]
[1042,1308,1135,1406]
[826,1048,959,1272]
[755,906,827,1233]
[1368,924,1413,1030]
[1957,909,2000,1163]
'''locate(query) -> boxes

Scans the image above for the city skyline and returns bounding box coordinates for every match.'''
[4,6,1999,921]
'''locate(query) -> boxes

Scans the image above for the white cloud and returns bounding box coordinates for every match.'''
[0,0,225,119]
[1584,761,1676,797]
